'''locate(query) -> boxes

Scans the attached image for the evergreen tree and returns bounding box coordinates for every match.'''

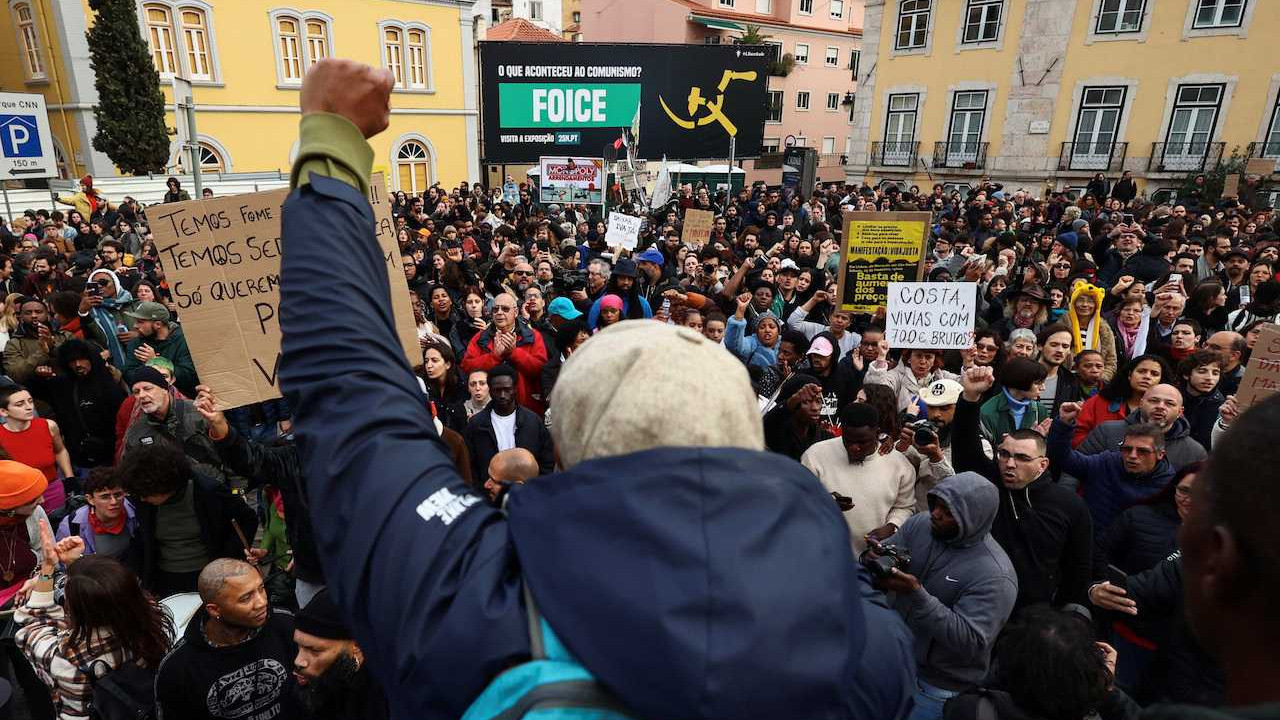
[86,0,170,174]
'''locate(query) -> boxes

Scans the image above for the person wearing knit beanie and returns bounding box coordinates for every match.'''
[293,589,388,718]
[550,321,763,469]
[0,460,48,512]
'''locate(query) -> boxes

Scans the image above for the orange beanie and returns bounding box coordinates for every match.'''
[0,461,48,511]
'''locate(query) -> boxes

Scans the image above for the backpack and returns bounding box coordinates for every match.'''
[80,659,157,720]
[461,585,638,720]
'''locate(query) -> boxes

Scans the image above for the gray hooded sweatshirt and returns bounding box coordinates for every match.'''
[886,471,1019,691]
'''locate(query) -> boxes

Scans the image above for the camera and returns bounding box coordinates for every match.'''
[552,269,588,294]
[859,540,912,580]
[905,417,939,446]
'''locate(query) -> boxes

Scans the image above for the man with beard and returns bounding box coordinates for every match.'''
[121,366,229,483]
[38,339,127,467]
[18,253,66,300]
[156,558,299,719]
[990,285,1049,341]
[123,301,198,397]
[292,590,389,719]
[3,296,72,386]
[1037,324,1080,416]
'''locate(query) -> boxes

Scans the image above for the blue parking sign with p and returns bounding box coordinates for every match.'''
[0,115,41,158]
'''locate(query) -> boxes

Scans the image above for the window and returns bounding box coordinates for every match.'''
[882,93,918,165]
[272,12,331,85]
[1095,0,1146,33]
[762,137,780,153]
[962,0,1002,43]
[1165,84,1224,156]
[798,0,813,13]
[848,93,856,121]
[572,11,581,22]
[1072,87,1127,168]
[849,48,860,78]
[821,137,836,153]
[176,141,227,173]
[830,0,844,19]
[179,9,211,79]
[896,0,931,50]
[12,2,44,80]
[529,0,543,20]
[794,136,808,147]
[826,92,840,111]
[946,90,988,163]
[825,47,839,66]
[719,0,734,6]
[796,91,810,110]
[1192,0,1246,28]
[383,27,403,85]
[1263,94,1280,157]
[767,90,784,122]
[794,43,809,64]
[145,4,177,75]
[756,0,771,12]
[381,22,433,91]
[396,139,432,193]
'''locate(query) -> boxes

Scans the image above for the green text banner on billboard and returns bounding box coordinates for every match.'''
[480,42,769,163]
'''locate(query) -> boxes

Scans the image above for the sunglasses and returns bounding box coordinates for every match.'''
[94,279,112,287]
[512,270,534,277]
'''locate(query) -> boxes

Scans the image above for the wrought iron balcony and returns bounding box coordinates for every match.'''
[932,141,988,170]
[1147,141,1225,173]
[1058,141,1128,172]
[870,141,919,167]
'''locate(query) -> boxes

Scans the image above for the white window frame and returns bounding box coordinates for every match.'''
[9,0,46,82]
[767,90,784,123]
[798,0,813,13]
[268,9,334,88]
[755,0,771,13]
[1192,0,1245,28]
[143,3,178,77]
[179,8,211,80]
[824,46,839,67]
[893,0,933,55]
[958,0,1004,49]
[821,136,836,154]
[391,134,438,194]
[944,89,990,165]
[794,135,808,147]
[718,0,734,6]
[1160,82,1226,171]
[1182,0,1255,38]
[826,92,840,111]
[138,1,222,85]
[379,20,434,93]
[1095,0,1146,33]
[1257,78,1280,159]
[881,92,919,166]
[761,137,781,153]
[794,42,809,64]
[1069,86,1128,170]
[1086,0,1154,44]
[529,0,543,21]
[796,91,811,111]
[850,48,860,79]
[830,0,844,19]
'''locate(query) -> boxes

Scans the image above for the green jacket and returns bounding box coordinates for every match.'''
[978,389,1050,445]
[123,323,198,396]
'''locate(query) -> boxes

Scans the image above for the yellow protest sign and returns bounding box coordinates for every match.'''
[835,212,930,314]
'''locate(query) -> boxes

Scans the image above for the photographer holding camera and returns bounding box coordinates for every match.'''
[866,471,1018,720]
[896,378,960,512]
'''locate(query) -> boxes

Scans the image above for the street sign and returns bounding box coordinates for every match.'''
[0,92,57,179]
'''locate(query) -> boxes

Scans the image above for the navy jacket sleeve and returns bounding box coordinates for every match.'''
[279,175,529,720]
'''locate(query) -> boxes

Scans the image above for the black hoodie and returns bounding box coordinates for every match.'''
[36,339,127,466]
[155,607,299,720]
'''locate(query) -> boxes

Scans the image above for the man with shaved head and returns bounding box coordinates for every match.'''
[1075,383,1207,472]
[484,447,541,502]
[461,292,549,414]
[157,558,300,719]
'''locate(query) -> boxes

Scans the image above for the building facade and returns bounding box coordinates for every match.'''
[474,0,564,35]
[850,0,1279,200]
[581,0,861,182]
[0,0,479,189]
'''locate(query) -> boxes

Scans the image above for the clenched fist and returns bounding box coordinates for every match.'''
[301,59,394,139]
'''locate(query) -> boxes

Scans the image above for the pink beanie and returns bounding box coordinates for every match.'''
[600,294,624,311]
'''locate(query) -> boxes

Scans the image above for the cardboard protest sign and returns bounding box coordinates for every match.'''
[835,212,930,314]
[681,209,714,245]
[1236,323,1280,411]
[1245,158,1276,176]
[150,173,418,409]
[1223,174,1240,198]
[885,282,978,349]
[605,211,642,250]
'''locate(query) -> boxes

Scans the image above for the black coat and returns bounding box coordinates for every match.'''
[211,427,324,585]
[1125,554,1224,706]
[38,344,126,466]
[953,398,1094,608]
[1181,388,1225,451]
[134,470,258,589]
[461,406,555,478]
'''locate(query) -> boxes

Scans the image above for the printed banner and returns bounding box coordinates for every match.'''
[538,156,605,205]
[835,212,930,314]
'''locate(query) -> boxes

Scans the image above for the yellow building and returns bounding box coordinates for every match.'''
[0,0,479,190]
[850,0,1278,202]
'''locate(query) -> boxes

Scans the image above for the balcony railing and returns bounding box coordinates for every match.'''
[1147,141,1225,173]
[1246,141,1280,171]
[1058,141,1128,172]
[932,141,989,170]
[870,141,919,168]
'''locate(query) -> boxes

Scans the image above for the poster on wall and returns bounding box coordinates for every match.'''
[835,212,931,314]
[538,156,605,205]
[480,42,769,163]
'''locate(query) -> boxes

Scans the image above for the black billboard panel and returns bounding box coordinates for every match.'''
[480,42,769,164]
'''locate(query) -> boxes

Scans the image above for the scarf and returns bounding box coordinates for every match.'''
[1067,283,1107,354]
[1002,387,1032,428]
[1170,345,1195,363]
[1116,321,1140,357]
[87,508,127,535]
[87,269,135,368]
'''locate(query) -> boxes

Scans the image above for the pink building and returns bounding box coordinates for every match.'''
[581,0,860,185]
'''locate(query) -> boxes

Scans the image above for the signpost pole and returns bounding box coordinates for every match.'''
[183,94,203,198]
[1,187,10,220]
[727,136,736,195]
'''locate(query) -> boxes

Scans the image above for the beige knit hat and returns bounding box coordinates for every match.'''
[550,321,764,469]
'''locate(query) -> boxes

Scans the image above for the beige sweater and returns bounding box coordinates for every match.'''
[801,439,919,554]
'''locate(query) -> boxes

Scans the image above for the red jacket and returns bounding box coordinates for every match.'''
[461,321,548,414]
[1071,393,1129,447]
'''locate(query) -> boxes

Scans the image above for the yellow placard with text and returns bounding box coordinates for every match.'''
[836,212,930,314]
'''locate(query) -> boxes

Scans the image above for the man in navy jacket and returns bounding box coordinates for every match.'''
[278,59,916,720]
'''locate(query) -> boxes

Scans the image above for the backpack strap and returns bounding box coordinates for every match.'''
[523,581,546,660]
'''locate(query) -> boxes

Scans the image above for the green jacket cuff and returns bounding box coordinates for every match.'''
[290,113,374,196]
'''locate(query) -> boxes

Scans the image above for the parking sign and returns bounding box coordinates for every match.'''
[0,92,57,179]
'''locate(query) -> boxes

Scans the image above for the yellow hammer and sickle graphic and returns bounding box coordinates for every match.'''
[658,69,759,134]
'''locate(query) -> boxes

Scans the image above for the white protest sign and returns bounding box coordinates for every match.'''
[605,211,642,251]
[885,282,977,350]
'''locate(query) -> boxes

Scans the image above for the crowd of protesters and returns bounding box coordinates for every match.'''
[0,59,1273,720]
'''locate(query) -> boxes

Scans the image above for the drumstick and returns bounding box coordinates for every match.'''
[231,519,251,551]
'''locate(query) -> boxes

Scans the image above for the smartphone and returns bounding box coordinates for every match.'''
[88,285,101,298]
[1106,564,1128,590]
[1121,213,1134,224]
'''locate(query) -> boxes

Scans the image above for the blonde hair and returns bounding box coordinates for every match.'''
[2,293,23,332]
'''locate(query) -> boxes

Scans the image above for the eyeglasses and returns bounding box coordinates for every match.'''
[996,449,1043,463]
[1174,485,1194,498]
[512,270,534,277]
[92,491,126,501]
[1118,444,1156,456]
[975,343,999,352]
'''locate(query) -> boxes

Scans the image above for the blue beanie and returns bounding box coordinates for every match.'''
[1055,231,1079,251]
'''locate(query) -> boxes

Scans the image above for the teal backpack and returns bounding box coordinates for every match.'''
[461,585,638,720]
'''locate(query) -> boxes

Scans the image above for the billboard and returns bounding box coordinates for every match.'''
[538,156,605,205]
[480,42,769,163]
